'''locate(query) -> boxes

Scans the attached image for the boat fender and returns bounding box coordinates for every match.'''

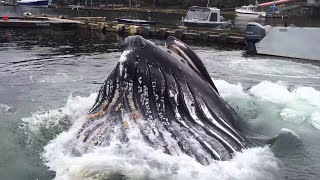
[218,33,229,44]
[175,29,185,40]
[89,23,99,30]
[158,28,168,40]
[2,15,9,21]
[199,32,209,42]
[142,26,152,38]
[97,22,104,31]
[116,24,125,34]
[128,25,139,35]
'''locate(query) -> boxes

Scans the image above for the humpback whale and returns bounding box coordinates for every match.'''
[78,36,247,165]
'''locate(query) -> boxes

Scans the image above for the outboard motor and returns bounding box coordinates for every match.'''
[244,22,266,54]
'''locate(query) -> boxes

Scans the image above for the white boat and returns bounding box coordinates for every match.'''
[235,4,266,17]
[256,27,320,61]
[183,6,232,29]
[17,0,48,7]
[245,22,320,61]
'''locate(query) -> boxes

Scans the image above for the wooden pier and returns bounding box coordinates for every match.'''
[0,16,83,29]
[0,15,245,45]
[73,17,245,45]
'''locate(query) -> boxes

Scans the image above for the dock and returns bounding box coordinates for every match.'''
[0,15,245,45]
[73,16,245,45]
[0,16,83,29]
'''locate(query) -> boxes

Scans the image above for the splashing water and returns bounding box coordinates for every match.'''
[21,94,97,144]
[22,79,320,180]
[41,113,279,180]
[215,80,320,133]
[0,103,14,114]
[21,80,298,180]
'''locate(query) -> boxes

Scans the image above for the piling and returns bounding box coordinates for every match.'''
[142,26,152,38]
[174,29,185,40]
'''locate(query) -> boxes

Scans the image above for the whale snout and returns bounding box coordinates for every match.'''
[122,35,147,51]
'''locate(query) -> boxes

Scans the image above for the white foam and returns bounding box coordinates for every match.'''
[18,90,279,180]
[0,103,14,114]
[213,79,320,130]
[310,112,320,130]
[250,81,292,104]
[42,120,279,180]
[22,93,97,135]
[213,79,250,99]
[26,80,318,179]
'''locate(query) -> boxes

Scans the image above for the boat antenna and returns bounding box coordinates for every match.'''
[207,0,209,7]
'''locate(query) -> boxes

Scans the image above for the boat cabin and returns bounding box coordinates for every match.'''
[184,6,223,23]
[235,3,266,17]
[183,6,232,29]
[238,4,260,12]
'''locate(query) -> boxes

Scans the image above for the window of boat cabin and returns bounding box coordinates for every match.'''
[193,10,201,20]
[186,10,195,20]
[199,10,210,21]
[210,13,217,22]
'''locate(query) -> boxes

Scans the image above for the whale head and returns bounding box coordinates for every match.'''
[78,35,247,165]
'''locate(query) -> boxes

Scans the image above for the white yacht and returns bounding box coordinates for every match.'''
[235,4,266,17]
[183,6,232,29]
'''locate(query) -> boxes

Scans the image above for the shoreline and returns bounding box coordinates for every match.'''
[0,3,235,15]
[52,6,236,15]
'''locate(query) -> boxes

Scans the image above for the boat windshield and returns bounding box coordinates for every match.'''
[193,10,201,20]
[199,10,210,21]
[186,9,210,21]
[241,5,258,12]
[185,10,195,20]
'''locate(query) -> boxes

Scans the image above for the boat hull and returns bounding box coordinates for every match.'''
[116,18,156,26]
[183,21,232,29]
[256,27,320,61]
[0,20,50,28]
[18,0,48,7]
[235,10,266,17]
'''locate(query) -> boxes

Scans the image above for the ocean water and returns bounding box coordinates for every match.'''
[1,7,320,179]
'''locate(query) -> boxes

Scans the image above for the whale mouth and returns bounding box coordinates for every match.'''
[78,35,247,165]
[165,36,219,94]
